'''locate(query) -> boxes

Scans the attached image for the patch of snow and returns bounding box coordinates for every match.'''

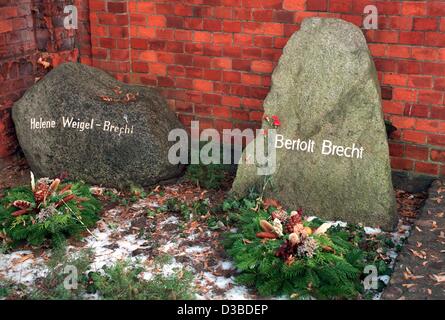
[0,251,48,286]
[185,246,209,254]
[364,226,382,235]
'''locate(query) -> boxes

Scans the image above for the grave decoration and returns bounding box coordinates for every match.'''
[224,197,390,299]
[0,173,101,246]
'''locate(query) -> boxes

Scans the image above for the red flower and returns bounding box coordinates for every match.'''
[271,115,281,127]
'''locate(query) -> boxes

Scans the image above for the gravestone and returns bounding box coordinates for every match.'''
[232,18,397,230]
[12,62,185,188]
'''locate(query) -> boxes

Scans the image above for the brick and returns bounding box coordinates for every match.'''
[425,32,445,47]
[213,7,232,19]
[398,60,422,75]
[404,130,427,144]
[423,62,445,76]
[223,71,241,83]
[416,119,445,133]
[411,47,439,61]
[251,60,273,73]
[402,2,427,16]
[428,2,445,16]
[330,0,352,13]
[415,162,438,175]
[391,157,414,171]
[107,2,127,13]
[166,16,184,28]
[418,91,443,105]
[404,104,429,118]
[405,145,428,160]
[211,57,231,69]
[193,31,212,42]
[252,10,274,22]
[376,1,402,15]
[214,33,233,45]
[273,10,295,23]
[185,67,203,78]
[282,0,305,11]
[0,20,12,33]
[383,73,407,86]
[254,35,273,48]
[399,32,424,45]
[242,47,262,59]
[222,96,241,107]
[413,18,438,31]
[232,59,251,71]
[387,45,411,59]
[431,149,445,162]
[383,101,405,114]
[431,106,445,120]
[175,30,192,41]
[428,134,445,147]
[223,21,241,33]
[193,79,213,92]
[307,0,327,11]
[391,116,416,129]
[389,143,404,157]
[408,75,433,89]
[241,73,262,86]
[203,19,222,32]
[243,22,263,34]
[150,63,167,76]
[172,54,193,67]
[184,18,203,30]
[262,23,284,36]
[174,4,193,16]
[234,34,253,46]
[434,78,445,91]
[368,44,387,57]
[393,88,417,102]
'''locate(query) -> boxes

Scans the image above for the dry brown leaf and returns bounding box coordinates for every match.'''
[402,283,416,288]
[37,57,51,69]
[430,274,445,283]
[263,198,281,209]
[12,253,34,265]
[409,248,426,259]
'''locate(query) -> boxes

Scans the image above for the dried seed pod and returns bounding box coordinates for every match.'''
[55,194,76,208]
[49,178,61,194]
[12,209,31,217]
[12,200,32,210]
[259,219,274,233]
[256,232,278,239]
[58,184,73,195]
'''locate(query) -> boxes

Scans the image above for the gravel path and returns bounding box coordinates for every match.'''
[382,180,445,300]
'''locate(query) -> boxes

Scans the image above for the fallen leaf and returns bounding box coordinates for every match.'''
[430,274,445,283]
[12,253,34,265]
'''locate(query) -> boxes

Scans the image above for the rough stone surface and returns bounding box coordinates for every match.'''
[12,62,185,188]
[232,18,397,229]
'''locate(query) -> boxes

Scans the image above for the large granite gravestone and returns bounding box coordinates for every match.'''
[12,62,185,188]
[232,18,397,229]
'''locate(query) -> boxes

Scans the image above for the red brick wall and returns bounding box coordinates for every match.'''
[89,0,445,177]
[0,0,89,160]
[2,1,445,178]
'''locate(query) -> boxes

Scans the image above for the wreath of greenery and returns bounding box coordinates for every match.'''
[223,195,388,299]
[0,176,101,247]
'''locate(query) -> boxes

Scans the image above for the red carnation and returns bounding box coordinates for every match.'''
[271,115,281,127]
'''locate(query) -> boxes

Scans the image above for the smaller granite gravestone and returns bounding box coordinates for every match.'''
[12,62,185,187]
[232,18,397,230]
